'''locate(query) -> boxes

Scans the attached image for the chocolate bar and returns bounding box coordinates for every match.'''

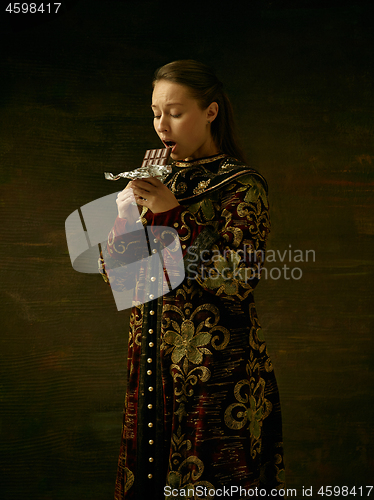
[141,147,171,168]
[105,147,172,183]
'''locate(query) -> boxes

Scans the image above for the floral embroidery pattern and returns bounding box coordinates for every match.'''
[224,377,272,459]
[161,300,230,362]
[166,455,215,500]
[171,359,211,422]
[237,174,269,209]
[163,319,212,364]
[203,250,254,298]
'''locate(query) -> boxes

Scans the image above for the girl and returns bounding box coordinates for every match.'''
[100,60,285,500]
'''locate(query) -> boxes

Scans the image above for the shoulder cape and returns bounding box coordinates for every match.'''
[164,154,268,203]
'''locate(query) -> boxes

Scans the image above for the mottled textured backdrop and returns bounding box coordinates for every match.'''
[0,1,373,498]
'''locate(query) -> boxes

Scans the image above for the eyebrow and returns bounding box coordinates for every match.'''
[151,103,183,108]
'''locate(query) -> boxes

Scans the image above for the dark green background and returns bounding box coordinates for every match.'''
[0,1,373,498]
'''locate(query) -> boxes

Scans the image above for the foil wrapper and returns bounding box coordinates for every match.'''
[105,147,172,184]
[104,164,173,184]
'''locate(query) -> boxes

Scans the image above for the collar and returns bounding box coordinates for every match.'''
[173,153,227,168]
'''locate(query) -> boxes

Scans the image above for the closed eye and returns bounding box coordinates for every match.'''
[153,114,181,119]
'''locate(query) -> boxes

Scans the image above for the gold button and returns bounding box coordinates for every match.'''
[149,294,154,299]
[149,439,154,445]
[182,244,186,249]
[151,277,156,282]
[148,386,154,392]
[150,310,155,315]
[149,457,154,462]
[148,473,153,479]
[148,422,153,428]
[147,370,152,375]
[173,223,179,228]
[149,342,154,347]
[147,358,152,363]
[152,249,157,254]
[153,238,157,243]
[148,404,153,409]
[148,329,153,334]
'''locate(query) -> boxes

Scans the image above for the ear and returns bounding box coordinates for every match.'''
[206,102,219,123]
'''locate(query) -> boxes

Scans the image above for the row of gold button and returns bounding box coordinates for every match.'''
[147,237,160,479]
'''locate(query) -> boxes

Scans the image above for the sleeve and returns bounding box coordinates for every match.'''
[98,215,149,291]
[147,174,271,302]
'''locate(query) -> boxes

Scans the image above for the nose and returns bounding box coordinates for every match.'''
[156,114,169,133]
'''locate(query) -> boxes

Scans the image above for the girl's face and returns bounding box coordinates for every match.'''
[151,79,219,161]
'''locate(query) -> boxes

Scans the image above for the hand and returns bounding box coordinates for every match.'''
[131,177,180,214]
[116,181,141,224]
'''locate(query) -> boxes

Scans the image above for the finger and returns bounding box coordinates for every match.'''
[117,194,136,207]
[117,191,132,199]
[116,195,132,205]
[122,186,134,196]
[132,185,151,197]
[134,192,148,201]
[133,177,160,186]
[134,194,148,205]
[118,187,135,199]
[132,178,159,189]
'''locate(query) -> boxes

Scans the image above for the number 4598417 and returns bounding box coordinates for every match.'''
[5,3,61,14]
[317,486,373,496]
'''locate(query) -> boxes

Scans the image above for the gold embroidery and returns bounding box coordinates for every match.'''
[210,325,230,350]
[129,306,143,347]
[174,153,227,167]
[175,181,188,196]
[171,426,192,454]
[175,282,203,302]
[171,359,211,404]
[159,228,181,253]
[222,302,274,459]
[224,377,272,458]
[139,206,148,226]
[187,192,220,222]
[243,177,269,209]
[190,169,213,180]
[166,451,215,499]
[221,208,232,229]
[248,303,267,354]
[193,179,211,195]
[163,319,212,364]
[225,226,243,248]
[179,210,193,241]
[275,453,286,489]
[162,301,228,363]
[166,170,186,195]
[201,249,253,300]
[237,200,270,245]
[122,467,134,493]
[109,237,142,255]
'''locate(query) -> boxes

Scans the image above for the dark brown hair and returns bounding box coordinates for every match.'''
[153,60,246,163]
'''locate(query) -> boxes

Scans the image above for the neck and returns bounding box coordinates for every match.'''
[185,140,220,161]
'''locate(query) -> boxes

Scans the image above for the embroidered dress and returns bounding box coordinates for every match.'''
[99,154,285,500]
